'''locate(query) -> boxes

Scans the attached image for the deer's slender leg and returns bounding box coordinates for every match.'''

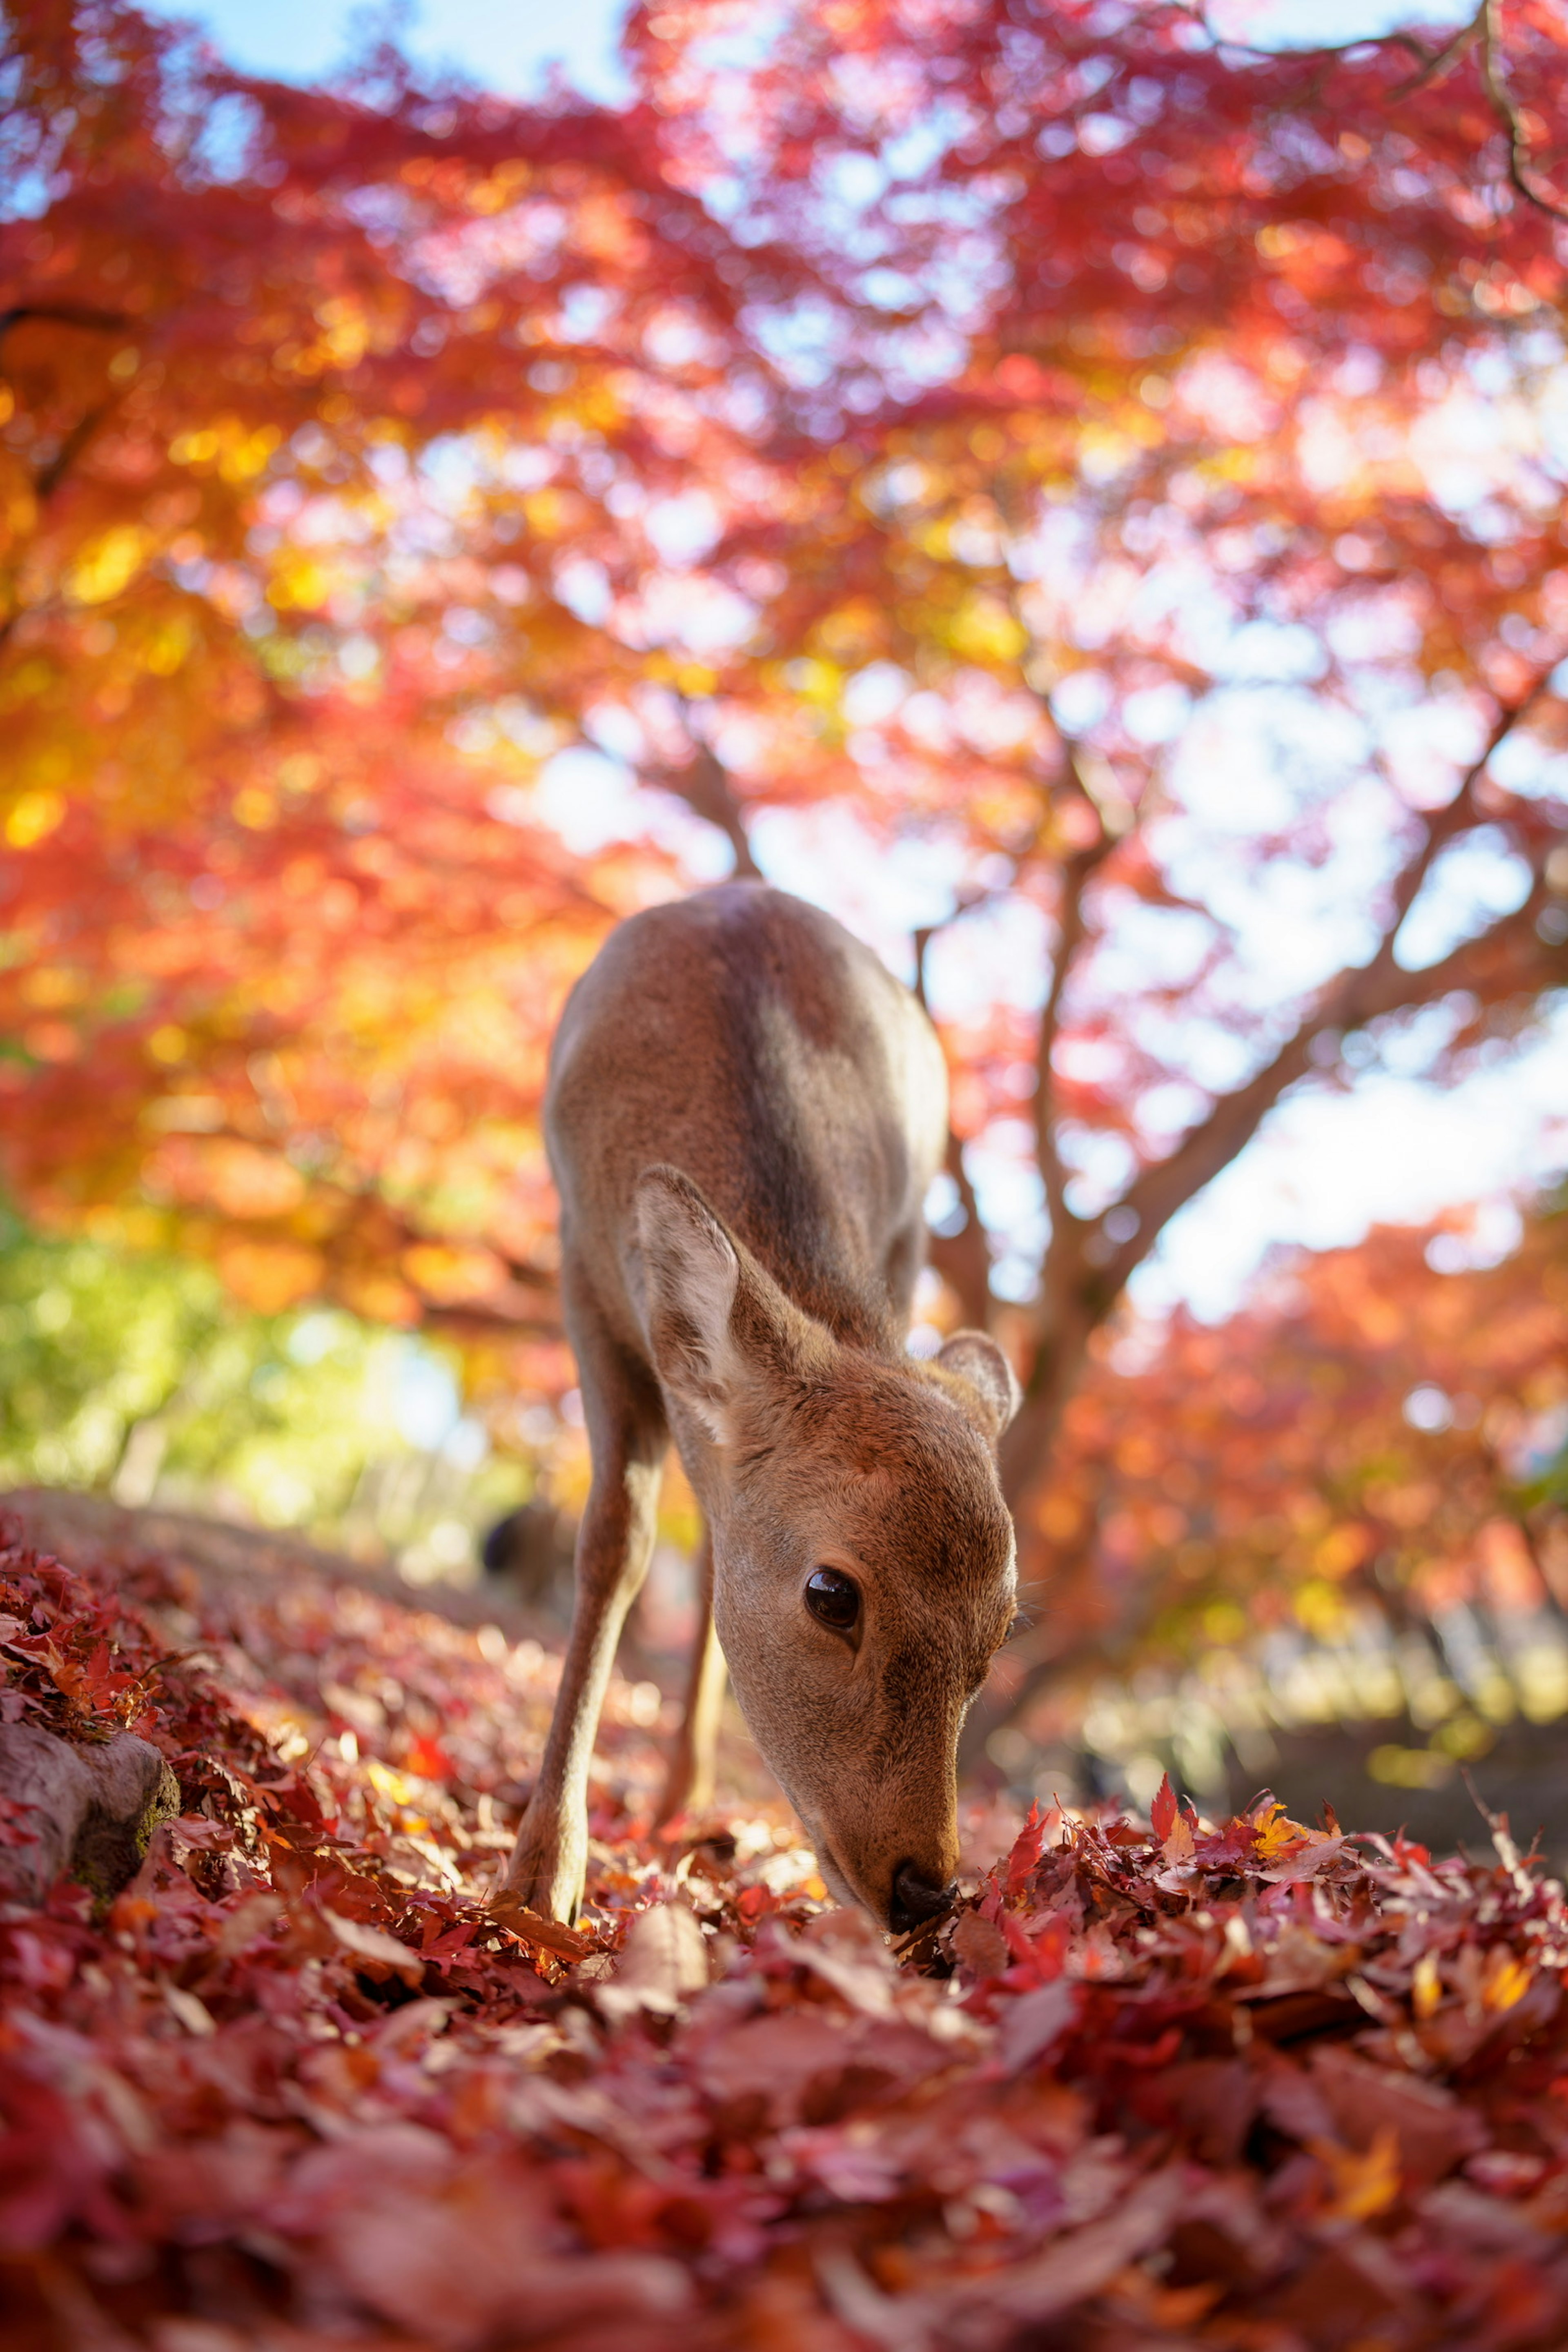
[655,1528,727,1826]
[503,1292,665,1923]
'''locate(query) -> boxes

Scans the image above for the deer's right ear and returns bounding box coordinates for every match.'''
[934,1329,1022,1444]
[634,1166,744,1444]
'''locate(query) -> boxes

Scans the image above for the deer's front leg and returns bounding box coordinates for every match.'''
[504,1427,663,1923]
[655,1528,727,1827]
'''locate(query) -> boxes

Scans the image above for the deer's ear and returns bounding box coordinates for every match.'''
[934,1330,1022,1444]
[634,1166,745,1443]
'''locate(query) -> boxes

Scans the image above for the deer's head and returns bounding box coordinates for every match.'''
[635,1166,1019,1932]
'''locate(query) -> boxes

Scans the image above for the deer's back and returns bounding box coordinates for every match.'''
[546,885,947,1352]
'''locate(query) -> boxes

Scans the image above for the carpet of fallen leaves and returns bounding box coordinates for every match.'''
[7,1513,1568,2352]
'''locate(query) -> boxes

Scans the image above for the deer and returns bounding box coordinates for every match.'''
[503,882,1021,1932]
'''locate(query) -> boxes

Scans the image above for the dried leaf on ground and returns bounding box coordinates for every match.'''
[6,1511,1568,2351]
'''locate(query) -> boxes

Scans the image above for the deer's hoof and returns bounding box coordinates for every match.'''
[501,1827,586,1925]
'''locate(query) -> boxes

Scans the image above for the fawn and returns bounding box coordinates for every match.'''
[503,884,1020,1931]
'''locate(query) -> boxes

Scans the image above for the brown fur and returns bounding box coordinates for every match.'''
[503,884,1019,1927]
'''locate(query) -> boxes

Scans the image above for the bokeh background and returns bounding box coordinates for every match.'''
[3,0,1567,1851]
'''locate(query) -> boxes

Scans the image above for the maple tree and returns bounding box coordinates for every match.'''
[4,0,1568,1655]
[967,1183,1568,1772]
[653,0,1568,1547]
[0,0,794,1332]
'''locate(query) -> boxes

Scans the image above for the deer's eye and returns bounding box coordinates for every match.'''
[804,1567,860,1632]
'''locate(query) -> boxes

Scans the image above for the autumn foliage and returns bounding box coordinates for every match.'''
[985,1192,1568,1735]
[3,0,1568,1536]
[12,1507,1568,2350]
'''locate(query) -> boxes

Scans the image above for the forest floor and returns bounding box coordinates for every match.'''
[4,1494,1568,2351]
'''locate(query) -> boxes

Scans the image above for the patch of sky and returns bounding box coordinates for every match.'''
[533,745,733,880]
[883,114,959,183]
[1060,1125,1139,1221]
[416,435,481,507]
[842,663,912,728]
[1325,590,1425,670]
[0,170,52,221]
[558,283,615,340]
[924,894,1050,1024]
[1137,1078,1209,1142]
[623,573,756,659]
[285,1310,356,1365]
[1375,994,1478,1081]
[554,556,612,628]
[747,296,844,392]
[861,269,925,312]
[644,492,720,569]
[1166,685,1365,838]
[390,1342,461,1452]
[963,1143,1045,1304]
[1084,896,1215,1000]
[1394,826,1536,971]
[137,0,632,102]
[1376,691,1486,807]
[1210,619,1328,687]
[748,803,971,982]
[1213,2,1475,51]
[187,90,261,182]
[1491,710,1568,801]
[1122,682,1192,745]
[881,321,971,396]
[1157,785,1397,1013]
[1051,668,1111,735]
[1136,1003,1568,1325]
[1126,1004,1256,1100]
[822,150,889,209]
[583,701,646,766]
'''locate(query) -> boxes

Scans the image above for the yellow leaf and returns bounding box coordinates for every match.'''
[1318,2125,1401,2222]
[1254,1806,1313,1860]
[365,1756,421,1808]
[1483,1949,1532,2013]
[233,788,277,830]
[5,791,66,848]
[66,525,149,605]
[402,1241,507,1306]
[1411,1950,1443,2020]
[949,591,1027,666]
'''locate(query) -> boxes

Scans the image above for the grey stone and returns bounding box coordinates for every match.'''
[0,1723,179,1902]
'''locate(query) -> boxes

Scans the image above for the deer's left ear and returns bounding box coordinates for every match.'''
[635,1165,744,1443]
[933,1330,1022,1444]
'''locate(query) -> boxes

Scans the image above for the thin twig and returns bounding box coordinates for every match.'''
[0,304,127,354]
[1479,0,1568,225]
[646,708,762,878]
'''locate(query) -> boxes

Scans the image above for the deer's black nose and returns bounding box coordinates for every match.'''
[888,1860,956,1935]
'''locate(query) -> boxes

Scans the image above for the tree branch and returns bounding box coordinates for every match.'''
[913,918,996,1327]
[645,738,762,879]
[1089,680,1560,1300]
[985,505,1126,1255]
[1187,1,1474,73]
[1034,801,1117,1249]
[1479,0,1568,225]
[1099,863,1561,1307]
[0,304,127,351]
[33,397,112,504]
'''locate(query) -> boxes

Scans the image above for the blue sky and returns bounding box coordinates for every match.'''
[137,0,633,100]
[138,0,1476,102]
